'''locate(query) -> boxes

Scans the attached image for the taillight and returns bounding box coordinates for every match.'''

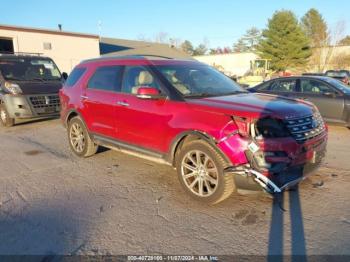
[232,116,251,137]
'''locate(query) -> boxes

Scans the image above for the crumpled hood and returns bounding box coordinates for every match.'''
[14,80,62,95]
[187,93,315,119]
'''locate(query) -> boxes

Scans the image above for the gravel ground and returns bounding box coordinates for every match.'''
[0,118,349,256]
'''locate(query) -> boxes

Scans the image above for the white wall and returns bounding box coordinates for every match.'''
[194,52,259,77]
[0,28,100,73]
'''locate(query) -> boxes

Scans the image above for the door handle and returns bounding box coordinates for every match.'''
[117,101,129,107]
[80,95,89,100]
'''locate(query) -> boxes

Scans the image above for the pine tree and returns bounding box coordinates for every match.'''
[257,10,311,71]
[181,40,194,55]
[233,39,249,52]
[193,43,208,56]
[301,8,329,47]
[233,27,261,52]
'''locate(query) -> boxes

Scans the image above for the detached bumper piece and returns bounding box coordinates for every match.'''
[248,169,281,193]
[244,156,325,194]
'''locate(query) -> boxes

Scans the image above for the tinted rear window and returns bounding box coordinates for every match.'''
[87,66,123,91]
[65,67,86,87]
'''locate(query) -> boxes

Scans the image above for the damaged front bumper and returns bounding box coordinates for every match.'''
[220,129,328,194]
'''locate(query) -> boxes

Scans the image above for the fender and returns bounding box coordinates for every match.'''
[167,130,232,166]
[64,109,87,128]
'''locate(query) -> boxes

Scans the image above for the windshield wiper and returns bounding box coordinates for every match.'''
[183,92,214,98]
[184,90,247,98]
[5,77,25,81]
[43,78,61,81]
[28,77,45,82]
[218,90,248,96]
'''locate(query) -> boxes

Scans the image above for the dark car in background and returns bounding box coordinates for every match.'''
[249,76,350,127]
[0,53,65,126]
[325,70,350,85]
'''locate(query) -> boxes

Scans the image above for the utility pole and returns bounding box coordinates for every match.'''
[97,20,102,39]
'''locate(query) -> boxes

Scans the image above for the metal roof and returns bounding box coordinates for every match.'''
[0,24,99,39]
[100,37,193,60]
[81,55,194,64]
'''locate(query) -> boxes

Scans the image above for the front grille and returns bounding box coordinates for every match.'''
[29,95,60,114]
[285,113,325,143]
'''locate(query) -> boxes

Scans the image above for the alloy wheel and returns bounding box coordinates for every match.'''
[181,150,219,197]
[0,108,7,123]
[69,122,86,153]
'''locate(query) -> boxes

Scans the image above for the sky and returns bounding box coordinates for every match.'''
[1,0,350,48]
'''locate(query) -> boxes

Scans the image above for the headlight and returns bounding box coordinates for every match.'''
[3,81,22,94]
[232,116,251,137]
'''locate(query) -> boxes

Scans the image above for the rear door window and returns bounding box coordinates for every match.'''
[300,79,335,94]
[88,66,123,92]
[65,67,86,87]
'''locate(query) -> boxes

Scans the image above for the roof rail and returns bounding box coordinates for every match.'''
[134,55,174,59]
[0,51,43,56]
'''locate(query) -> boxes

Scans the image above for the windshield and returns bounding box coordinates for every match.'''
[324,77,350,94]
[155,64,245,97]
[0,58,61,81]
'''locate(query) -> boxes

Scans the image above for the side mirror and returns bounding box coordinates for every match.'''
[136,87,165,99]
[62,72,68,81]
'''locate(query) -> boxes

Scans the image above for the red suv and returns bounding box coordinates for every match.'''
[60,56,327,204]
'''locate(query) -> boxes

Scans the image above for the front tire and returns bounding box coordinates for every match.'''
[176,140,235,205]
[68,116,98,157]
[0,104,14,127]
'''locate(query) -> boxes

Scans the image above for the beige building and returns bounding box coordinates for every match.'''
[195,46,350,75]
[194,52,259,77]
[0,24,100,73]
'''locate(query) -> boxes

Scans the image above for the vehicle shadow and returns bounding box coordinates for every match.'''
[96,146,111,154]
[267,186,307,262]
[260,93,311,261]
[14,116,60,126]
[0,193,95,256]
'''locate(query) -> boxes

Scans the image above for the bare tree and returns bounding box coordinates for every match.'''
[331,53,350,69]
[169,38,183,48]
[137,34,151,42]
[308,20,346,72]
[137,32,183,49]
[322,20,346,71]
[154,32,169,43]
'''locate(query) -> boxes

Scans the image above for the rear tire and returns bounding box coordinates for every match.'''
[68,116,98,157]
[0,104,15,127]
[176,139,235,205]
